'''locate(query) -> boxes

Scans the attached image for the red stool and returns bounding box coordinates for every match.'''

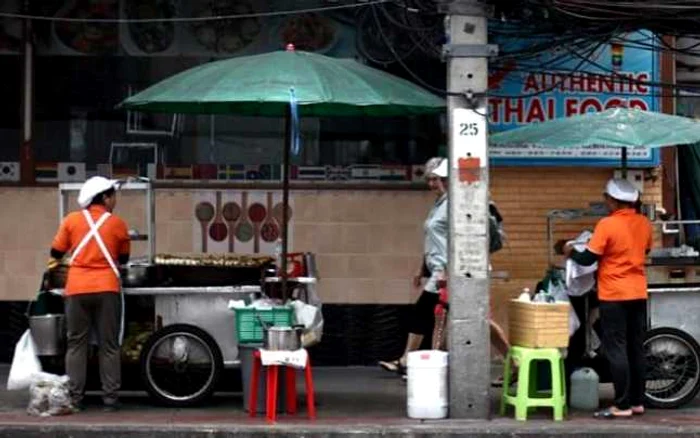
[248,349,316,422]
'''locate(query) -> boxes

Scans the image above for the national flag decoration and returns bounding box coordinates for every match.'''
[58,162,86,182]
[0,162,19,182]
[378,165,410,181]
[257,164,282,181]
[411,165,427,182]
[193,164,218,180]
[245,165,264,180]
[217,164,246,180]
[163,166,193,180]
[292,166,327,180]
[349,165,381,180]
[35,162,58,182]
[325,166,350,181]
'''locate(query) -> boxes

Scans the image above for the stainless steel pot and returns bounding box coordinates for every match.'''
[263,325,304,351]
[28,314,65,356]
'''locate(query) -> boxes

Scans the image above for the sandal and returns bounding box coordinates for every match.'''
[631,406,645,416]
[594,407,633,419]
[379,360,406,376]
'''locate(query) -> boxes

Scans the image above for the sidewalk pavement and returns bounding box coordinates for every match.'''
[1,364,700,437]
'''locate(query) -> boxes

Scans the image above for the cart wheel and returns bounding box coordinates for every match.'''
[644,327,700,409]
[140,324,223,407]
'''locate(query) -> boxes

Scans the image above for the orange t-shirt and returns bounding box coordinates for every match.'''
[587,208,652,302]
[52,205,130,296]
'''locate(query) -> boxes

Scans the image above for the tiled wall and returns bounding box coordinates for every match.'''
[0,167,664,333]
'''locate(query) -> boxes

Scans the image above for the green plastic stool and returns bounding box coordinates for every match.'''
[499,346,567,421]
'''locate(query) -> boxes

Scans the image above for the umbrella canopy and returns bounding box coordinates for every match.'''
[118,47,444,299]
[119,48,444,117]
[489,107,700,149]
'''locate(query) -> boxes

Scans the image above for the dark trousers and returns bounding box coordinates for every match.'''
[599,299,647,410]
[65,292,121,405]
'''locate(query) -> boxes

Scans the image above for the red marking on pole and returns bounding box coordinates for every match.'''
[458,157,481,183]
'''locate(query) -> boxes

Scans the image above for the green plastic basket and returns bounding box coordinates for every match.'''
[234,306,294,344]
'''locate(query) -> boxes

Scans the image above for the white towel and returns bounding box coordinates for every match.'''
[259,348,308,369]
[565,231,598,297]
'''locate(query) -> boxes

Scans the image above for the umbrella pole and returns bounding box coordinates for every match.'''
[621,147,628,179]
[281,104,291,301]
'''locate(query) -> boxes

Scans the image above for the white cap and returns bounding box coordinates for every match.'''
[427,158,448,178]
[605,178,639,203]
[77,176,120,209]
[424,157,443,176]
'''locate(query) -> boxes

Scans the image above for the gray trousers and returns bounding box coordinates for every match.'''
[65,292,121,405]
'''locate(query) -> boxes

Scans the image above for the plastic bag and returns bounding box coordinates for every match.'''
[489,202,506,254]
[544,271,581,337]
[565,231,597,297]
[7,330,42,391]
[291,300,324,347]
[26,382,50,417]
[48,382,72,416]
[27,373,71,417]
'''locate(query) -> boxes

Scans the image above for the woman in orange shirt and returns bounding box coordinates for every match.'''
[565,178,652,419]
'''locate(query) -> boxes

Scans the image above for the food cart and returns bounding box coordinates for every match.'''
[547,207,700,408]
[34,180,318,407]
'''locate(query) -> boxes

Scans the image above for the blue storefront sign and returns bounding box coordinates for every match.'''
[488,29,660,167]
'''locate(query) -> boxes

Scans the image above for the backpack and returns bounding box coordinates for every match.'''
[489,202,505,254]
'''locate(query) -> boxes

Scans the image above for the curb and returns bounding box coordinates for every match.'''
[1,421,700,438]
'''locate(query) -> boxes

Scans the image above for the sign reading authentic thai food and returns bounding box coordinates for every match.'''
[488,29,660,167]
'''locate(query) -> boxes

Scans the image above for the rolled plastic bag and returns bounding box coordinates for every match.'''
[291,300,324,347]
[27,373,72,417]
[7,330,42,391]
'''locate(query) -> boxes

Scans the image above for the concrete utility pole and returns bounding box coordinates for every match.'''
[440,0,496,419]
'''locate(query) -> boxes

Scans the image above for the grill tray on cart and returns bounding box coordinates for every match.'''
[155,254,274,287]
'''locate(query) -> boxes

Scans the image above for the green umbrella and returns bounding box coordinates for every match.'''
[119,47,444,296]
[489,107,700,175]
[120,49,444,117]
[490,107,700,149]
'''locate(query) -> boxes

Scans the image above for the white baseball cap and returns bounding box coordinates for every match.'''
[427,158,448,178]
[605,178,639,203]
[77,176,120,208]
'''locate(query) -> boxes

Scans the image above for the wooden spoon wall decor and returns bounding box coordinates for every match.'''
[272,202,293,227]
[208,191,228,242]
[234,192,254,244]
[222,201,242,252]
[194,202,215,253]
[260,192,280,243]
[248,201,267,254]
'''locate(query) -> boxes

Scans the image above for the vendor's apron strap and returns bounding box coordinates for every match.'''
[69,210,120,279]
[69,209,125,346]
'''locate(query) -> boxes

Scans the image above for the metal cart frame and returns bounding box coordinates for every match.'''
[547,208,700,408]
[55,181,259,406]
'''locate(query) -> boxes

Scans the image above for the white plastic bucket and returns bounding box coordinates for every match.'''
[407,350,448,419]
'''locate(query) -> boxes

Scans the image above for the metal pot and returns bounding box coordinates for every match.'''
[28,314,66,356]
[263,325,304,351]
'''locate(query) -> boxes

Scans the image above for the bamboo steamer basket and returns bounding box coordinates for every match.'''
[508,299,570,348]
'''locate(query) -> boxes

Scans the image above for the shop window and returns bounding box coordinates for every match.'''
[0,56,21,162]
[29,54,440,171]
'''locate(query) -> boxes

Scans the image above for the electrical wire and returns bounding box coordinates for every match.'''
[0,1,390,23]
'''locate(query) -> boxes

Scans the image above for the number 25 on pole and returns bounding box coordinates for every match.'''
[459,123,479,136]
